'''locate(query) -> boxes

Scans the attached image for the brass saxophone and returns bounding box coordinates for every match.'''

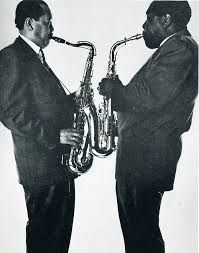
[52,36,97,175]
[93,33,143,157]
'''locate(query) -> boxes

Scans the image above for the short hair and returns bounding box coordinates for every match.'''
[15,0,49,30]
[147,1,192,29]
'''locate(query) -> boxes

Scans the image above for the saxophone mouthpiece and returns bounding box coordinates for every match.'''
[51,36,66,44]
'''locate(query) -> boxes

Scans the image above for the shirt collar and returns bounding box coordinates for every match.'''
[160,33,176,47]
[19,34,40,54]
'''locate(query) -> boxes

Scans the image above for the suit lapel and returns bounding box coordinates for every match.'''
[14,37,66,95]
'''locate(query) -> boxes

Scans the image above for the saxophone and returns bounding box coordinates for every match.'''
[52,36,97,175]
[92,33,143,157]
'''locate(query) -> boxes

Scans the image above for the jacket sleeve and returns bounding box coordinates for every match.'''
[111,39,196,113]
[0,49,60,149]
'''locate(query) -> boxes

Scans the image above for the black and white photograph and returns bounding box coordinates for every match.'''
[0,1,198,253]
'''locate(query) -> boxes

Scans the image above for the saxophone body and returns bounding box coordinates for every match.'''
[93,33,143,158]
[52,36,97,175]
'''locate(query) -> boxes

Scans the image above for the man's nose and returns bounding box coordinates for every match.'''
[142,21,146,29]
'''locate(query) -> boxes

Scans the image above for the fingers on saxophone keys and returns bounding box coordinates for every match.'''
[70,137,82,148]
[72,134,83,144]
[60,129,83,147]
[60,136,81,148]
[68,132,83,147]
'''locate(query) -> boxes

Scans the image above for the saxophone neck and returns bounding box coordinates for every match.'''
[82,42,96,57]
[51,36,97,56]
[52,35,96,90]
[107,33,143,78]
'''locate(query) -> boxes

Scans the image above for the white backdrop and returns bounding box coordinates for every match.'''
[0,1,198,253]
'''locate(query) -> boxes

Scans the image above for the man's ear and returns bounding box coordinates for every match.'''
[160,14,171,28]
[24,17,34,31]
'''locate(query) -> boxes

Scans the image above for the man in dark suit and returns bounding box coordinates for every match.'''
[99,1,198,253]
[0,1,83,252]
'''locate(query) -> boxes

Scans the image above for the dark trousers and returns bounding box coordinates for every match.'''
[116,182,165,253]
[23,180,75,253]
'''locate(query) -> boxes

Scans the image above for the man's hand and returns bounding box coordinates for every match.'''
[60,129,83,148]
[98,76,123,97]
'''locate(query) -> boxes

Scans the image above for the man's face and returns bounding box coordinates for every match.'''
[32,7,54,49]
[142,12,164,49]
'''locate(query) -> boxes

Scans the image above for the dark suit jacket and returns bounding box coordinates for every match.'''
[0,37,75,186]
[112,29,198,191]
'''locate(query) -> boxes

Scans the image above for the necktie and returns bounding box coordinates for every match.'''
[38,49,50,70]
[38,49,66,93]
